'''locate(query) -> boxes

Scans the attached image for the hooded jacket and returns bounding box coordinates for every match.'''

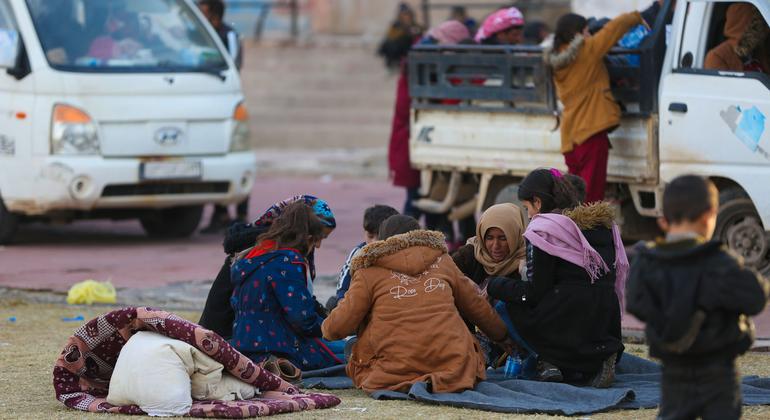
[322,230,507,393]
[544,12,643,153]
[488,202,624,374]
[626,238,769,365]
[705,3,770,73]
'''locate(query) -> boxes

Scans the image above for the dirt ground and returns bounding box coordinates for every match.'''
[2,300,770,420]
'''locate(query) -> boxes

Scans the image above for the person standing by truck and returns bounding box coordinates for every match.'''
[544,10,646,203]
[197,0,248,233]
[388,20,471,247]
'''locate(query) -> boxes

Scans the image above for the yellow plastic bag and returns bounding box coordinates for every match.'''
[66,280,117,305]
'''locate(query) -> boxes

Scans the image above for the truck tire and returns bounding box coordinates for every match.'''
[715,196,770,275]
[140,205,203,238]
[0,197,20,244]
[482,176,522,210]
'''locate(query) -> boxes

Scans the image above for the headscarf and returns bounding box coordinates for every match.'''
[466,203,527,276]
[474,7,525,44]
[426,20,471,45]
[252,195,336,229]
[250,195,336,283]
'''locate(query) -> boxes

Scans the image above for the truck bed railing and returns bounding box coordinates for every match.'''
[408,0,671,116]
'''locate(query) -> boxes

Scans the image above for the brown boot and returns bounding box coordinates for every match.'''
[590,355,617,388]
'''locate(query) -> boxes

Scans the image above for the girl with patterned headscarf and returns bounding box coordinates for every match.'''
[231,202,344,371]
[199,195,336,340]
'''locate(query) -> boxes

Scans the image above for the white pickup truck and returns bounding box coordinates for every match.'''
[408,0,770,274]
[0,0,255,242]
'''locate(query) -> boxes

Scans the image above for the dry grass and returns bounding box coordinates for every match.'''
[1,300,769,419]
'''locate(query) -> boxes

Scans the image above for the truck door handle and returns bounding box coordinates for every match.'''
[668,102,688,113]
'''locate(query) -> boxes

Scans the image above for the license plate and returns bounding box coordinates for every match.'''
[140,161,202,180]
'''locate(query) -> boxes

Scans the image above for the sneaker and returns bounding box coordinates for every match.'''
[536,360,563,382]
[590,355,617,388]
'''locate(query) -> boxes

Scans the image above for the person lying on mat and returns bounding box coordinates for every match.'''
[322,215,515,393]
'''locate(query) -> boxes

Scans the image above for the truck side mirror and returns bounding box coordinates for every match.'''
[0,29,20,69]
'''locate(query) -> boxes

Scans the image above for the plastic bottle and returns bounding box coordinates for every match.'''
[504,353,522,378]
[618,24,650,67]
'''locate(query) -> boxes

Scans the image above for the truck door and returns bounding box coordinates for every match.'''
[0,0,31,169]
[659,0,770,272]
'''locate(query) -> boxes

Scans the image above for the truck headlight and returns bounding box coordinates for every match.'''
[51,104,100,155]
[230,102,251,152]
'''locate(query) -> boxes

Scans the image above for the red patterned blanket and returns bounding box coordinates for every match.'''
[53,307,341,417]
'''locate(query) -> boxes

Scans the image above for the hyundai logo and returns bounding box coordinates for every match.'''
[154,127,184,146]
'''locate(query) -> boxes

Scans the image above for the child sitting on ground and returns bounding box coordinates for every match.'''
[322,215,514,393]
[627,175,770,420]
[326,204,399,311]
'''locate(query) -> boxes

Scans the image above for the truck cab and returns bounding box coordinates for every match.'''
[408,0,770,274]
[0,0,256,242]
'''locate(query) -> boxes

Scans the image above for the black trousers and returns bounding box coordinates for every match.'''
[198,257,235,340]
[658,360,741,420]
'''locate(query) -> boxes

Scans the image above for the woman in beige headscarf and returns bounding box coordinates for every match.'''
[452,203,528,289]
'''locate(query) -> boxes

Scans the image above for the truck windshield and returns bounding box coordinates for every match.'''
[26,0,227,73]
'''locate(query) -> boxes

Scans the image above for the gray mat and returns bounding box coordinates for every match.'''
[301,354,770,415]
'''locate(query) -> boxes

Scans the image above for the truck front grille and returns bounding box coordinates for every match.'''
[101,182,230,197]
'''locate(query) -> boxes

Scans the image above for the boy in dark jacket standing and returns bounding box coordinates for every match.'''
[627,175,770,420]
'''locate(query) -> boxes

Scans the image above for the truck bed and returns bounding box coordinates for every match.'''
[407,21,668,185]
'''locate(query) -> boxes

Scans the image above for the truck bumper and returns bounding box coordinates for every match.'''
[3,153,256,215]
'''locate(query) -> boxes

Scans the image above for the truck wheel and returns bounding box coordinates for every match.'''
[482,176,522,210]
[140,205,203,238]
[0,197,20,244]
[715,197,770,275]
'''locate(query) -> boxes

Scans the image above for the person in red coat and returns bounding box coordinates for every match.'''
[388,20,471,241]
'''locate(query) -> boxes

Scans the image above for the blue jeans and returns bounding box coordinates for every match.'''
[495,301,538,379]
[320,338,347,364]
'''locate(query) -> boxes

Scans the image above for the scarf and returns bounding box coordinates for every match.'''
[523,213,629,311]
[426,20,470,45]
[249,195,335,280]
[467,203,527,276]
[252,195,336,229]
[474,6,525,43]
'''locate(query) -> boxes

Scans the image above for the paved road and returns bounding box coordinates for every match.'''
[3,175,770,341]
[0,176,403,292]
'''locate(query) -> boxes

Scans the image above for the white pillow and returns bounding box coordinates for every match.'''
[107,332,258,416]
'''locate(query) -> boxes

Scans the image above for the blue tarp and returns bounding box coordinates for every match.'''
[301,354,770,415]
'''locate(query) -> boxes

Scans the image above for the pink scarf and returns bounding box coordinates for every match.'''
[474,7,525,43]
[523,213,629,313]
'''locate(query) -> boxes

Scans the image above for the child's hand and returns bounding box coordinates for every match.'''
[497,335,520,357]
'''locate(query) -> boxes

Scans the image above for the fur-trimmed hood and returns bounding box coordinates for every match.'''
[350,230,447,276]
[563,201,616,230]
[544,34,584,71]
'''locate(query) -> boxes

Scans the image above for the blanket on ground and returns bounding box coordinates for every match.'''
[302,354,770,415]
[53,307,340,418]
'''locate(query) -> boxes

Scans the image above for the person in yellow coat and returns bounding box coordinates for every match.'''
[544,10,648,203]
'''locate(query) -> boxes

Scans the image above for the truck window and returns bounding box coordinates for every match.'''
[699,1,770,75]
[0,0,15,31]
[25,0,227,73]
[0,0,17,63]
